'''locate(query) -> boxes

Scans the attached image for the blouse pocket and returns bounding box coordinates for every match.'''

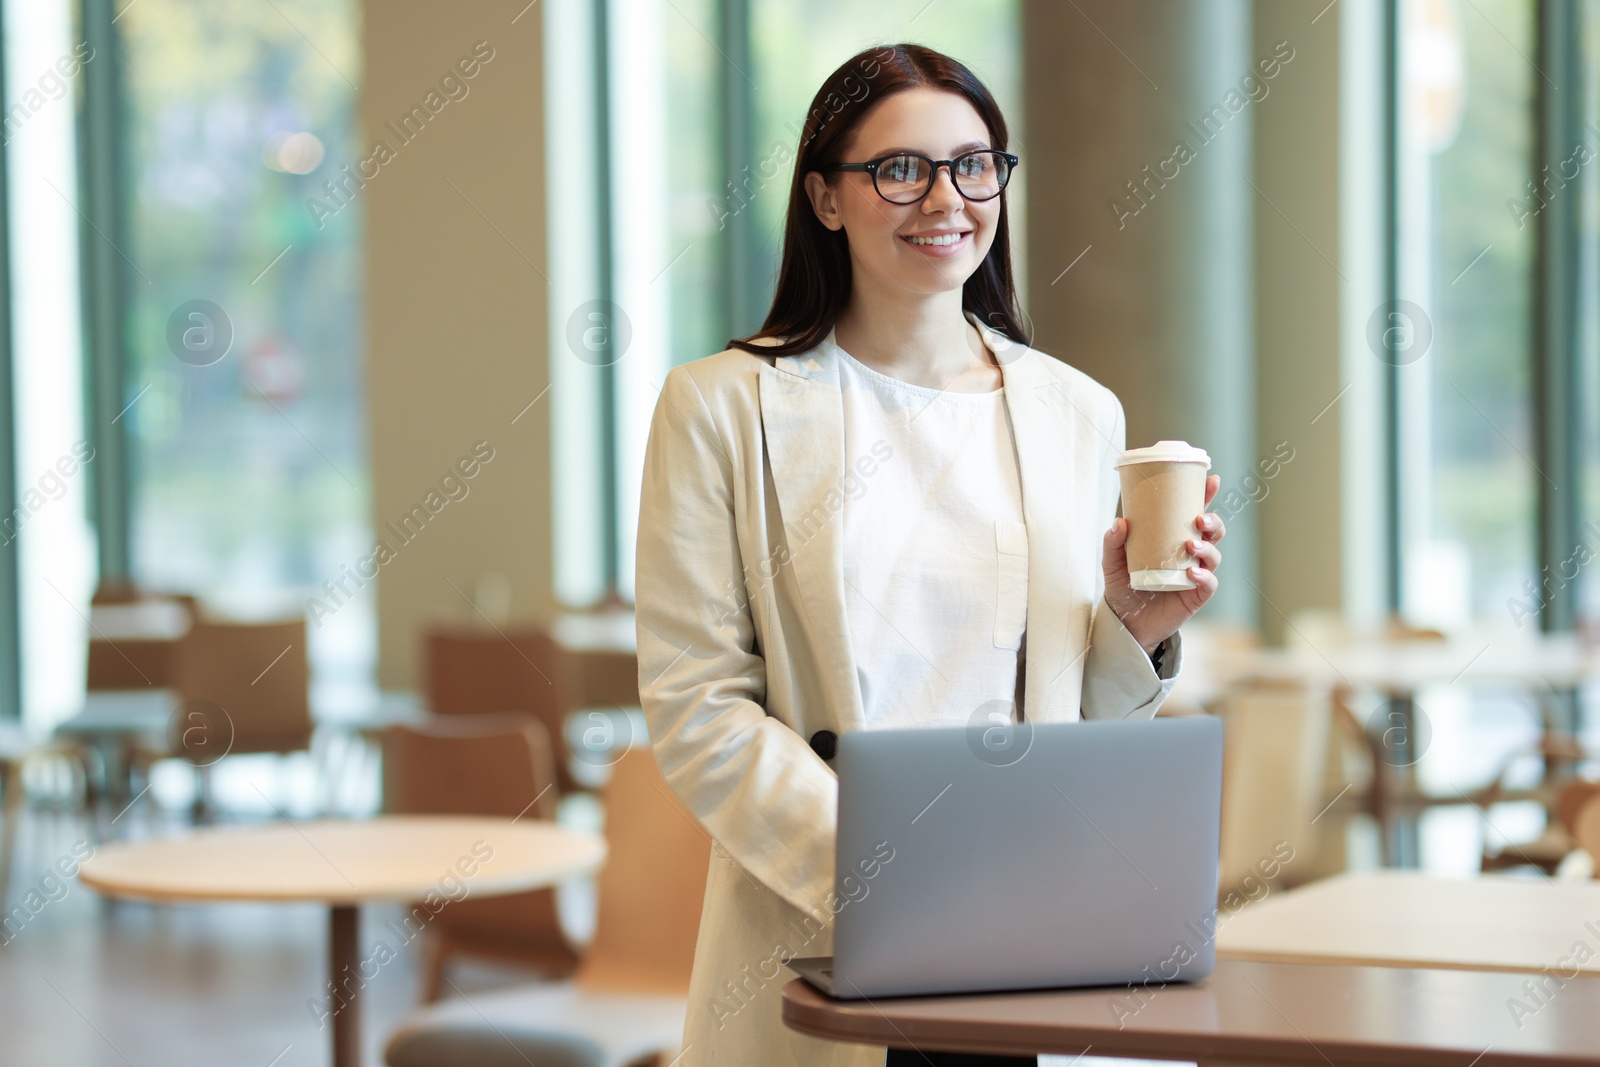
[993,519,1030,650]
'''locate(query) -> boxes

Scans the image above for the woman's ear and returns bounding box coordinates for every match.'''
[803,171,844,232]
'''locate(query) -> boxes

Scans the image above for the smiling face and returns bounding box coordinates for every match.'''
[804,87,1004,298]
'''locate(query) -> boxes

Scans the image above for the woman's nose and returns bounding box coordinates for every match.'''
[924,166,964,210]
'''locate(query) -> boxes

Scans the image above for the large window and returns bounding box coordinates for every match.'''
[1579,2,1600,631]
[549,0,1023,603]
[1395,0,1537,629]
[119,0,371,688]
[1391,0,1600,868]
[6,0,90,727]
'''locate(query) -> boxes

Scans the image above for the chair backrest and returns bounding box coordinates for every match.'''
[171,618,310,757]
[1574,794,1600,874]
[424,624,581,793]
[578,746,712,995]
[1215,674,1331,894]
[86,596,193,691]
[383,715,573,966]
[1559,779,1600,835]
[382,715,560,822]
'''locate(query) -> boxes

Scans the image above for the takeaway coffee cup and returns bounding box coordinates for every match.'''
[1113,440,1212,591]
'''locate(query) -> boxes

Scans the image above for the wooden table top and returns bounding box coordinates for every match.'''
[52,688,175,733]
[78,815,606,906]
[1169,630,1600,708]
[1216,870,1600,976]
[783,959,1600,1064]
[1310,632,1598,691]
[52,688,429,739]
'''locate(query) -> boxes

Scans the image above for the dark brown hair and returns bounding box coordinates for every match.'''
[728,43,1029,357]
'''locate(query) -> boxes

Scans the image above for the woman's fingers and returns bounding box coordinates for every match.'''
[1103,518,1129,567]
[1188,538,1222,571]
[1195,511,1225,543]
[1188,562,1219,598]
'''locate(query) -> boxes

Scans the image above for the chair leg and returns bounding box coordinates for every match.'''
[67,746,104,845]
[418,930,453,1003]
[0,759,22,908]
[191,763,214,824]
[310,728,334,816]
[121,746,159,831]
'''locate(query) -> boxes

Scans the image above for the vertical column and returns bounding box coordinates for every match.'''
[1022,0,1257,627]
[1252,2,1353,643]
[592,0,619,598]
[1533,0,1583,636]
[0,0,16,720]
[78,0,130,585]
[718,0,760,339]
[363,1,555,688]
[1256,1,1390,643]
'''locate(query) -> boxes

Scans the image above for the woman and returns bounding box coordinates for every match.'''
[635,43,1224,1067]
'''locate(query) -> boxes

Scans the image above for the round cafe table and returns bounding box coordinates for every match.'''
[78,815,606,1067]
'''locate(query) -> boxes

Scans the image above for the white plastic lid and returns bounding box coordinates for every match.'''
[1114,440,1211,468]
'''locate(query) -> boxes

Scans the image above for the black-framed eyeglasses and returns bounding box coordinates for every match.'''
[820,149,1019,204]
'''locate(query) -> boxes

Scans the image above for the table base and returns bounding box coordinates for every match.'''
[330,905,361,1067]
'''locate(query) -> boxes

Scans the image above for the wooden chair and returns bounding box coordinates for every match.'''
[1556,778,1600,837]
[571,746,708,996]
[0,729,23,909]
[1575,792,1600,873]
[1286,610,1451,871]
[424,624,585,794]
[383,745,712,1067]
[85,596,194,691]
[1214,674,1333,894]
[86,581,200,690]
[127,616,311,819]
[1476,751,1600,875]
[172,617,312,754]
[383,715,581,999]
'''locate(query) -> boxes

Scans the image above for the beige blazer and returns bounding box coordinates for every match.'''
[635,308,1184,1065]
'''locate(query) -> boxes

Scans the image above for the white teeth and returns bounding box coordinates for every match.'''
[905,232,965,246]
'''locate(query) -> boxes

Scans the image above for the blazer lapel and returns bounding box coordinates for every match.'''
[757,337,866,734]
[758,313,1099,732]
[974,311,1089,723]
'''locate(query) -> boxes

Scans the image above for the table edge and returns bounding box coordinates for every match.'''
[1216,944,1600,978]
[779,971,1600,1066]
[78,852,606,906]
[781,979,1204,1061]
[76,819,607,905]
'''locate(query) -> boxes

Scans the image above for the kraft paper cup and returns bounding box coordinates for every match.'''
[1114,441,1212,592]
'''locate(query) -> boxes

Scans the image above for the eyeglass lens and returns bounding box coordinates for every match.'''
[876,151,1011,203]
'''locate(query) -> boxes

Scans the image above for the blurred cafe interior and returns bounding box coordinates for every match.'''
[3,0,1600,1064]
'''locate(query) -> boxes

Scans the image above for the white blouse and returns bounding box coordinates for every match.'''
[835,343,1029,732]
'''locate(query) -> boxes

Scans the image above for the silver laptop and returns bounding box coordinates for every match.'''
[789,717,1223,999]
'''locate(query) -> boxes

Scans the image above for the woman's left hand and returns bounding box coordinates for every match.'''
[1101,474,1224,654]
